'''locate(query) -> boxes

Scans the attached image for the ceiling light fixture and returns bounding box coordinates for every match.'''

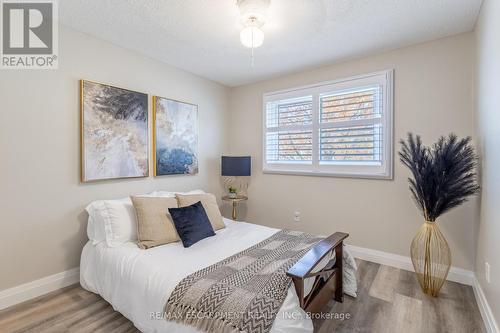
[237,0,270,66]
[240,21,264,49]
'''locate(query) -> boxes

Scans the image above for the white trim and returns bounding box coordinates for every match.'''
[0,268,80,310]
[263,169,393,180]
[263,69,394,97]
[346,244,474,285]
[473,277,500,333]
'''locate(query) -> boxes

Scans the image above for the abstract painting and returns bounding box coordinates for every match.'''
[81,80,149,182]
[153,96,198,176]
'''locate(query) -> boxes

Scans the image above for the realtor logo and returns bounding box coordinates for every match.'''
[1,0,58,69]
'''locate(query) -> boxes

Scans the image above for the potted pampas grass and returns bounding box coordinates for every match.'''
[399,133,479,296]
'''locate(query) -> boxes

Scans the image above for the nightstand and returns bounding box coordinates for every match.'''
[222,195,248,220]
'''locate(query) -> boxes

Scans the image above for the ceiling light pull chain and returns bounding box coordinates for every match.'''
[251,28,255,67]
[237,0,270,66]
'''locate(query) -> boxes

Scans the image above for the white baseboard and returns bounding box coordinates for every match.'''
[0,268,80,311]
[472,277,500,333]
[346,244,474,285]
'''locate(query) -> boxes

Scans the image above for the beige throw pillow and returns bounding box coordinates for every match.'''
[131,196,180,249]
[176,193,225,231]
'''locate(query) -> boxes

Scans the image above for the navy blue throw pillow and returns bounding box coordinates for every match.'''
[168,201,215,248]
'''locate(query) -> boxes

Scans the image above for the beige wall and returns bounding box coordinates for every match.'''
[474,0,500,323]
[0,25,482,293]
[228,33,477,270]
[0,27,229,290]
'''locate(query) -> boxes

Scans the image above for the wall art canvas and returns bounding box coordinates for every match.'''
[81,80,149,182]
[153,96,198,176]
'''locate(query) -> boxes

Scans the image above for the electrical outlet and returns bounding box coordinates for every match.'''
[485,262,491,284]
[293,211,301,222]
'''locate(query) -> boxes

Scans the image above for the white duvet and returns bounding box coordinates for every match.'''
[80,219,355,333]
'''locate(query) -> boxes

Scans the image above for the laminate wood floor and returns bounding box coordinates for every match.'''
[0,260,485,333]
[316,260,485,333]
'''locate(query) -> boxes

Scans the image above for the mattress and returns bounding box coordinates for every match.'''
[80,218,336,333]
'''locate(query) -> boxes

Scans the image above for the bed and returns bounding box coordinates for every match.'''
[81,216,357,333]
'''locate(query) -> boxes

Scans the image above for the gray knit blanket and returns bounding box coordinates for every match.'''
[164,230,323,333]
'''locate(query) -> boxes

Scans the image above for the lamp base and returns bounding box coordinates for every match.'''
[222,176,250,196]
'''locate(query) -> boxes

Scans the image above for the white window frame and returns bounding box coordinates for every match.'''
[262,70,394,179]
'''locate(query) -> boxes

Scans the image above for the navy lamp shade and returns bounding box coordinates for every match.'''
[221,156,251,176]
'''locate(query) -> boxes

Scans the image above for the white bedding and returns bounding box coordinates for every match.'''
[80,219,343,333]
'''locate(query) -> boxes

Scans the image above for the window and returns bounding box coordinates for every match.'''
[263,70,393,179]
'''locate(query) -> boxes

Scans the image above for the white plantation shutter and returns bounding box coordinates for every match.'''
[265,96,313,163]
[319,87,383,164]
[263,70,393,179]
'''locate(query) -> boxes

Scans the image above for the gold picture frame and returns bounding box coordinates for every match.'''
[152,95,198,176]
[80,80,149,182]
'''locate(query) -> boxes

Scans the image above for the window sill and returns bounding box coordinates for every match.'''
[262,168,393,180]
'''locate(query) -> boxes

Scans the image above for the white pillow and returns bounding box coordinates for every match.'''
[150,189,206,197]
[86,197,137,247]
[86,215,100,244]
[148,191,175,197]
[85,190,206,246]
[86,201,109,245]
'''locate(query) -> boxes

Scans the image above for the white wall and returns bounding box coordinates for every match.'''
[228,33,477,270]
[0,26,230,290]
[474,0,500,323]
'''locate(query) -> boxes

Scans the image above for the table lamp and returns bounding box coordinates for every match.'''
[221,156,251,176]
[221,156,251,220]
[221,156,251,197]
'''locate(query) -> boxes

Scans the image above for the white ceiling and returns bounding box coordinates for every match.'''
[60,0,483,87]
